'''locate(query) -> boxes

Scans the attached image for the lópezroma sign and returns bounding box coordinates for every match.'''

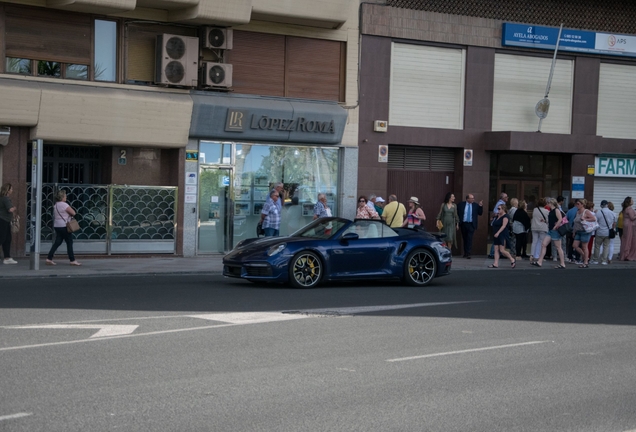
[595,156,636,177]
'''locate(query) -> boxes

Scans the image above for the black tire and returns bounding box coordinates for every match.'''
[289,251,323,288]
[404,249,437,286]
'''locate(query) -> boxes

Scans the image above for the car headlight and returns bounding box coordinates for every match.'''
[267,243,286,256]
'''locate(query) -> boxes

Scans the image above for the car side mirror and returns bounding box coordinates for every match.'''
[341,232,359,241]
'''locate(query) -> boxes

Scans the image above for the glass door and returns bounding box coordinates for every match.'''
[497,180,542,212]
[198,167,233,253]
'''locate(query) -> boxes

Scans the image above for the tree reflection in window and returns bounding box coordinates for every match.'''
[6,58,31,74]
[66,64,89,80]
[38,61,61,77]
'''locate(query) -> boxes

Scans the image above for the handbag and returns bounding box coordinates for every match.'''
[581,210,598,233]
[55,203,80,233]
[436,219,443,230]
[599,208,616,239]
[557,220,572,236]
[256,222,265,237]
[10,215,20,234]
[66,218,80,233]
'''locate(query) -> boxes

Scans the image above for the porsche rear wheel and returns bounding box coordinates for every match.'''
[289,251,323,288]
[404,249,436,286]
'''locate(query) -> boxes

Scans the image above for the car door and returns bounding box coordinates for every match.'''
[328,220,393,277]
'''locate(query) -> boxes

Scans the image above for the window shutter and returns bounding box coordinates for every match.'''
[126,23,197,82]
[5,5,91,65]
[226,31,285,97]
[286,36,343,102]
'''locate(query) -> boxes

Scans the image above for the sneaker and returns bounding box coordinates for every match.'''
[3,258,17,265]
[601,262,608,265]
[553,258,558,262]
[590,260,599,265]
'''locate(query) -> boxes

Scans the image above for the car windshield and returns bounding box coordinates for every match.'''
[343,220,399,238]
[291,218,348,239]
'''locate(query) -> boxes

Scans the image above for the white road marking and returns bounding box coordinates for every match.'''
[387,341,553,362]
[0,302,484,352]
[0,412,32,421]
[4,324,139,338]
[189,312,308,324]
[293,301,483,315]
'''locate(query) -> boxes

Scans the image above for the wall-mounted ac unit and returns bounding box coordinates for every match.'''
[204,27,233,50]
[201,62,233,88]
[155,34,199,87]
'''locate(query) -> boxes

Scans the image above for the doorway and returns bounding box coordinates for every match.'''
[198,167,233,253]
[498,180,542,212]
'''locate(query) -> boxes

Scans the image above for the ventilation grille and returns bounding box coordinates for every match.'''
[385,0,636,34]
[388,146,455,171]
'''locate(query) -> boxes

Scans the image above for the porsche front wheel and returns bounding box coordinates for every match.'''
[404,249,436,286]
[289,251,323,288]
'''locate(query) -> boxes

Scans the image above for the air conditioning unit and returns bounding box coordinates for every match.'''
[204,27,233,50]
[155,34,199,87]
[201,62,233,88]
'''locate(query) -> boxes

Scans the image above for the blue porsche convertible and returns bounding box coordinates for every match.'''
[223,217,452,288]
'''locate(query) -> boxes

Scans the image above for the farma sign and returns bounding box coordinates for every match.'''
[595,156,636,177]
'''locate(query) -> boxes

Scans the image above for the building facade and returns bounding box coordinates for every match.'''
[0,0,360,257]
[358,0,636,255]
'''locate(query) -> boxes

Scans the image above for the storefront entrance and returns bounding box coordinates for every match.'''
[198,167,233,253]
[498,180,542,211]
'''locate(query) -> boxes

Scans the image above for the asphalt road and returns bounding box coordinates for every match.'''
[1,270,635,432]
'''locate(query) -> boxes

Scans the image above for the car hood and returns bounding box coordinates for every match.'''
[224,236,313,260]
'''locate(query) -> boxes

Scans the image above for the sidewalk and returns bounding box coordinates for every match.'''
[1,254,635,279]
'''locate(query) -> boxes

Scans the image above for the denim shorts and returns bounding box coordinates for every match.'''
[548,230,562,241]
[574,230,591,243]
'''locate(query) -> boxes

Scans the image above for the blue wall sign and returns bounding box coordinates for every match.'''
[502,23,636,58]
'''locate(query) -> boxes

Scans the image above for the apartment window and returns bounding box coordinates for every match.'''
[3,5,116,82]
[95,20,117,82]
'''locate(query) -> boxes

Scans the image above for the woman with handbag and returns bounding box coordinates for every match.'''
[530,198,549,264]
[531,198,566,269]
[47,190,81,266]
[571,198,597,268]
[0,183,18,264]
[512,200,531,259]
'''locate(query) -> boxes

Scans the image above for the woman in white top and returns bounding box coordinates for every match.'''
[46,190,81,266]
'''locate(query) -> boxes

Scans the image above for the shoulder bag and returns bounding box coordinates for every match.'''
[56,203,80,233]
[11,215,20,234]
[600,209,616,239]
[556,210,572,236]
[581,210,599,233]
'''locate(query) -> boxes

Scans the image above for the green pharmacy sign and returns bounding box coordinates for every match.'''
[595,156,636,177]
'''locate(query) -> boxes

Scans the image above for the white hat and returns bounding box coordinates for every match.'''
[376,196,385,203]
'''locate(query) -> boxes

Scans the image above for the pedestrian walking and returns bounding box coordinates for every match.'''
[530,198,549,263]
[531,198,566,269]
[46,190,81,266]
[590,200,615,265]
[436,192,458,251]
[488,204,516,268]
[260,189,281,237]
[571,199,596,268]
[512,199,531,259]
[508,198,518,257]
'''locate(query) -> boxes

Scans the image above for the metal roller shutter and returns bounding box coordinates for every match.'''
[388,146,454,171]
[493,54,573,134]
[389,43,465,130]
[593,177,636,254]
[598,63,636,140]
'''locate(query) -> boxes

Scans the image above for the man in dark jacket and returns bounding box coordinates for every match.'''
[457,194,483,258]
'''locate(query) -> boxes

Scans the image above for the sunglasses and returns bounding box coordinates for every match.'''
[359,199,366,203]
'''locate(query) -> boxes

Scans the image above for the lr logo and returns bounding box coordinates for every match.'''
[225,109,248,132]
